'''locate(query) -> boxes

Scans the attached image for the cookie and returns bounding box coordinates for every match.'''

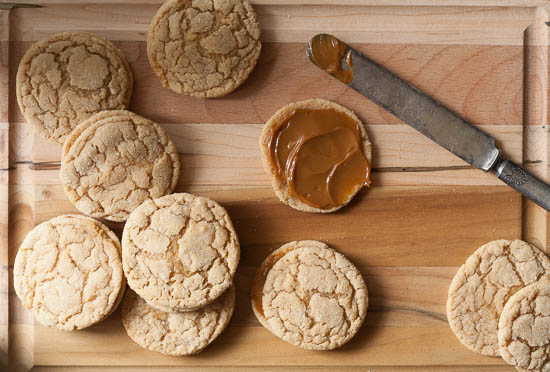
[259,99,372,213]
[60,110,180,222]
[122,286,235,355]
[447,239,550,356]
[258,240,368,350]
[13,215,124,331]
[122,193,240,312]
[498,279,550,372]
[16,32,133,145]
[251,240,312,330]
[147,0,261,98]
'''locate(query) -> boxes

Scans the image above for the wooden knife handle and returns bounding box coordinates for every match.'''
[494,159,550,211]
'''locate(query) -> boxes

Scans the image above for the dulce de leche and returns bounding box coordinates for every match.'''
[307,34,353,84]
[267,108,371,210]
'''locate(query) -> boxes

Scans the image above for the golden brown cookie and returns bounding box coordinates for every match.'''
[498,279,550,372]
[257,240,368,350]
[60,110,180,222]
[259,99,372,213]
[122,286,235,355]
[251,240,312,330]
[16,32,133,145]
[122,193,240,312]
[147,0,261,98]
[13,215,124,331]
[447,239,550,356]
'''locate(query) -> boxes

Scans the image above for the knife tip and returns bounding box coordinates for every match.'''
[306,34,353,84]
[306,33,333,63]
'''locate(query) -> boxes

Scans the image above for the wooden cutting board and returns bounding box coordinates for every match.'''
[1,1,550,371]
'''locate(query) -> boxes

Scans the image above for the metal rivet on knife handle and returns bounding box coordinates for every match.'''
[307,33,550,212]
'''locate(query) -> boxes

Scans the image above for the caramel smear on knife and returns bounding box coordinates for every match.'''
[308,34,353,84]
[267,108,371,210]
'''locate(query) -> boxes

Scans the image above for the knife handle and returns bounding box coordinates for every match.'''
[494,159,550,211]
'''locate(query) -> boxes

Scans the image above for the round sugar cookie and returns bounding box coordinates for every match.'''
[259,240,368,350]
[122,193,240,312]
[251,240,316,329]
[447,239,550,356]
[122,286,235,355]
[60,110,180,222]
[13,215,124,331]
[498,279,550,372]
[16,32,133,145]
[259,98,372,213]
[147,0,261,98]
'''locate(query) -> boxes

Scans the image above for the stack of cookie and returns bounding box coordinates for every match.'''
[16,29,182,218]
[121,193,240,355]
[447,239,550,371]
[13,215,125,331]
[13,192,241,355]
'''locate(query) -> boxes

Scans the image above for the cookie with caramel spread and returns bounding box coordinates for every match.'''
[251,240,368,350]
[259,99,372,213]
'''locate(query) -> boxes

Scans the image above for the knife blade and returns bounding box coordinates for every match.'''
[306,33,550,211]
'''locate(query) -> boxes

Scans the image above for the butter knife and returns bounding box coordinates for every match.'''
[306,33,550,211]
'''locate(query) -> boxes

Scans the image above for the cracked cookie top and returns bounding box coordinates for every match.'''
[16,32,133,145]
[122,286,235,355]
[251,240,313,330]
[498,279,550,371]
[261,240,368,350]
[147,0,261,98]
[122,193,240,311]
[447,239,550,356]
[13,215,124,331]
[60,110,180,222]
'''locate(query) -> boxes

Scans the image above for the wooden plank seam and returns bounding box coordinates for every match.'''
[1,7,9,372]
[522,6,549,252]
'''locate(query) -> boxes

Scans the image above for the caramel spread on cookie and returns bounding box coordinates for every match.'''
[251,246,295,318]
[267,109,371,210]
[308,34,352,84]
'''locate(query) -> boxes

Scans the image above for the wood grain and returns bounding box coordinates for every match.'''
[4,2,549,372]
[3,0,550,6]
[32,321,509,367]
[28,367,517,372]
[7,42,524,126]
[522,7,550,254]
[30,266,507,367]
[8,186,36,372]
[0,8,9,371]
[20,185,521,268]
[13,123,522,187]
[3,0,549,5]
[8,3,539,45]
